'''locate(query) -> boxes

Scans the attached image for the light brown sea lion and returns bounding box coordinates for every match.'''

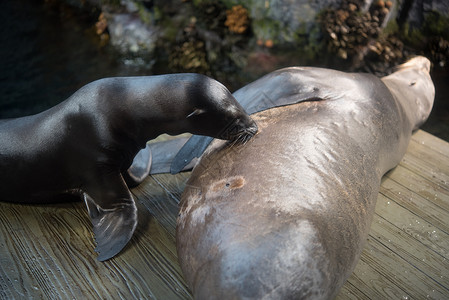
[176,57,434,299]
[0,73,257,261]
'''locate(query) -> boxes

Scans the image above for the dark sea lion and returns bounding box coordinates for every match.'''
[0,73,257,261]
[176,57,434,299]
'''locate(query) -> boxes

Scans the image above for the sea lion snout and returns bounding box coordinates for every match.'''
[216,94,259,143]
[220,117,258,144]
[185,76,258,143]
[398,55,431,73]
[382,56,435,131]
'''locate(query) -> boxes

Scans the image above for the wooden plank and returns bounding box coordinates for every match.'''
[386,165,449,213]
[337,252,409,300]
[337,281,369,300]
[371,207,449,288]
[411,130,449,158]
[133,173,190,236]
[380,178,449,242]
[401,145,449,189]
[0,202,97,299]
[356,236,448,299]
[339,196,449,299]
[0,196,191,299]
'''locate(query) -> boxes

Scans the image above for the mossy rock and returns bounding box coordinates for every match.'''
[422,11,449,40]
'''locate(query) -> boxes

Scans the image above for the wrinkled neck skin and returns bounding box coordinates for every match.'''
[381,64,435,132]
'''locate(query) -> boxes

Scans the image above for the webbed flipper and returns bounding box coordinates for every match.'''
[124,144,152,187]
[170,135,213,174]
[126,137,194,181]
[83,174,138,261]
[147,137,196,174]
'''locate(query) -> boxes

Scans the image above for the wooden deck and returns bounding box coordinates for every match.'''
[1,130,448,299]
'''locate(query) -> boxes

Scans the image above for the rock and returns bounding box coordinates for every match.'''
[216,0,341,43]
[224,5,249,34]
[83,0,447,66]
[400,0,449,28]
[105,12,159,55]
[427,37,449,67]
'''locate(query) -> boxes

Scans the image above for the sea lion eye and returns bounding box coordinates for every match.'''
[410,81,416,86]
[187,108,207,118]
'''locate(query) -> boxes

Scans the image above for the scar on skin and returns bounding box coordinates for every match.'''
[211,176,246,192]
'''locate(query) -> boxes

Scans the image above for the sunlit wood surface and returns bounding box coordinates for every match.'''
[1,130,448,299]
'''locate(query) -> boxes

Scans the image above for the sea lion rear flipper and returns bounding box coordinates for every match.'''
[147,136,194,174]
[170,135,213,174]
[126,136,193,181]
[124,144,152,187]
[83,174,138,261]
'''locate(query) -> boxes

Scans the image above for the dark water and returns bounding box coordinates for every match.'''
[0,0,150,118]
[1,0,448,141]
[420,67,449,141]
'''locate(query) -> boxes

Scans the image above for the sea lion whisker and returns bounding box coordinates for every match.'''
[227,137,241,149]
[227,133,247,149]
[242,134,251,145]
[236,133,245,143]
[226,131,254,150]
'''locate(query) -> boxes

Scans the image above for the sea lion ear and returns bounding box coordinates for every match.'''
[187,108,207,118]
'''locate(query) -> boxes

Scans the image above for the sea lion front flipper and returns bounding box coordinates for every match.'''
[124,144,152,187]
[83,174,138,261]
